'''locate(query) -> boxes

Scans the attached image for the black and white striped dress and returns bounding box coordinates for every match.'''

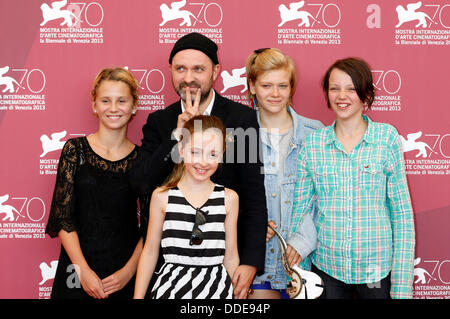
[150,184,233,299]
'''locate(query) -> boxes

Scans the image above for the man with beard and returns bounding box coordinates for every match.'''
[131,32,267,299]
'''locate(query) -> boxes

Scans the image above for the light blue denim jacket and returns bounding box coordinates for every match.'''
[253,106,323,289]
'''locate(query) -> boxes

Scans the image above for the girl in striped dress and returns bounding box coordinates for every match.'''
[134,115,239,299]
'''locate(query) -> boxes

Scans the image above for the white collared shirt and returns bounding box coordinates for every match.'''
[180,90,215,115]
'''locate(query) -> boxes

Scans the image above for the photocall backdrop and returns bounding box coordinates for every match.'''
[0,0,449,299]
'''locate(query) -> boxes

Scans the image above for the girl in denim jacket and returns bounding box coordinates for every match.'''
[245,48,323,299]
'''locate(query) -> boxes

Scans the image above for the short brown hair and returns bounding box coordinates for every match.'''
[91,67,139,104]
[322,57,375,109]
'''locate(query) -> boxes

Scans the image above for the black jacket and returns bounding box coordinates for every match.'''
[130,92,267,274]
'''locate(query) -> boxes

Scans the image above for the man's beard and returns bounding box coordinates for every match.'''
[176,81,213,105]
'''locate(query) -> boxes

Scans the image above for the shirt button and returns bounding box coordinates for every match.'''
[267,275,272,279]
[270,248,275,253]
[272,193,277,198]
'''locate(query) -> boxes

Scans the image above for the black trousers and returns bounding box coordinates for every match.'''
[312,264,391,299]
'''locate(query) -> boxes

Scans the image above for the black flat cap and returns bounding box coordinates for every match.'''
[169,32,219,65]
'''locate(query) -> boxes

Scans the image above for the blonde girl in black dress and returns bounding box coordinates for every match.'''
[46,68,143,299]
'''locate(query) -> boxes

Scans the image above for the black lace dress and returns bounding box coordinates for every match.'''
[45,137,140,299]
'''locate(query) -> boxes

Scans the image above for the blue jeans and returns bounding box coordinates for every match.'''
[250,281,290,299]
[312,265,391,299]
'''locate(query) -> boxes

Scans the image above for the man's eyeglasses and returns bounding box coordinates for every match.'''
[190,208,208,246]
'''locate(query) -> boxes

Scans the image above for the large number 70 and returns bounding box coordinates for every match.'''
[307,3,341,28]
[189,2,223,27]
[424,5,450,28]
[371,70,402,95]
[423,260,450,284]
[11,69,46,94]
[11,197,46,222]
[131,69,165,94]
[68,2,104,27]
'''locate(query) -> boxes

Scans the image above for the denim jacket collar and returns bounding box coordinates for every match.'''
[257,106,304,151]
